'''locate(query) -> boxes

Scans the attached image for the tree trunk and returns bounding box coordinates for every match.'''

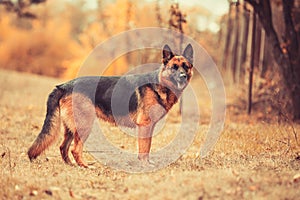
[222,3,234,70]
[232,3,241,83]
[240,2,250,79]
[245,0,300,120]
[248,10,256,115]
[261,35,272,78]
[254,20,261,70]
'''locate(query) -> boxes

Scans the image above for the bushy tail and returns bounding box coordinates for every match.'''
[28,87,64,161]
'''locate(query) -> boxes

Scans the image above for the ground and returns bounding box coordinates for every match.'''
[0,69,300,199]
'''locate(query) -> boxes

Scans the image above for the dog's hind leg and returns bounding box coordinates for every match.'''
[71,131,89,168]
[61,93,95,168]
[60,125,74,165]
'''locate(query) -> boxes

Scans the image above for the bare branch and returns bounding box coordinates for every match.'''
[20,11,37,19]
[30,0,46,4]
[0,0,47,18]
[0,0,14,11]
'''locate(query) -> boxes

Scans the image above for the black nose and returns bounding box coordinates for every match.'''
[179,72,187,81]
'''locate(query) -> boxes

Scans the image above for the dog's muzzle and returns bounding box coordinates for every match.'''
[175,72,188,90]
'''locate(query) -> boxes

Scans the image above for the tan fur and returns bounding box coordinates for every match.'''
[59,93,97,167]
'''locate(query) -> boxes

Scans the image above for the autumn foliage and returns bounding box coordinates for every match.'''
[0,0,221,78]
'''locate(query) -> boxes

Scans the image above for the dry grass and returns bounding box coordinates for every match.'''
[1,69,300,199]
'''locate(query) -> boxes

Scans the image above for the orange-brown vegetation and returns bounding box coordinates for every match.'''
[0,0,221,78]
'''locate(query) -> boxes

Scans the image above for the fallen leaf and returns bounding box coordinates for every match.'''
[30,190,38,196]
[249,185,258,191]
[44,189,53,196]
[69,189,75,198]
[293,174,300,183]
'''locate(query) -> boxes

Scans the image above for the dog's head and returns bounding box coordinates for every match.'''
[159,44,193,91]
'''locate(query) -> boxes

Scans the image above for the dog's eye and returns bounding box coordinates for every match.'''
[172,64,178,70]
[182,63,189,71]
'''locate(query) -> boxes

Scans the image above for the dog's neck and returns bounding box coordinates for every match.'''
[153,82,181,112]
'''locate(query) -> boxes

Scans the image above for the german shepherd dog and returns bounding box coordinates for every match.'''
[28,44,194,167]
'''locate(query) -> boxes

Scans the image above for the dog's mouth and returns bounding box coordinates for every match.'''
[176,79,187,90]
[170,76,188,90]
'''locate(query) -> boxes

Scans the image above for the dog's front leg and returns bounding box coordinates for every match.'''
[137,124,154,162]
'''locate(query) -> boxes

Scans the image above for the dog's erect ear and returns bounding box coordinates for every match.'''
[183,44,193,64]
[162,44,174,65]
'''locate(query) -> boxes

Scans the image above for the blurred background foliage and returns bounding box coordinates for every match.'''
[0,0,224,78]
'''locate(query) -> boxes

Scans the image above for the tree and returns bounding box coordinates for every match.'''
[245,0,300,120]
[168,3,187,53]
[0,0,47,18]
[222,1,235,71]
[168,3,187,114]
